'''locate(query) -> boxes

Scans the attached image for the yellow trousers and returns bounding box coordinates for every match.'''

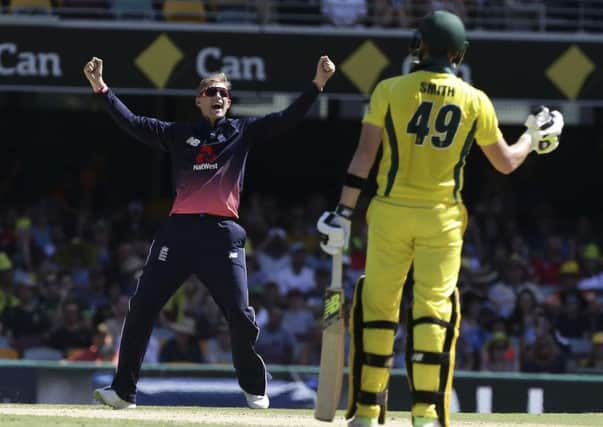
[347,197,465,427]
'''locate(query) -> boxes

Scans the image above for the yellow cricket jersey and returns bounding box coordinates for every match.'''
[363,65,503,206]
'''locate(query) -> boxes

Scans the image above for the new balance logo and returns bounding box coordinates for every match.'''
[228,251,238,259]
[186,136,201,147]
[158,246,169,261]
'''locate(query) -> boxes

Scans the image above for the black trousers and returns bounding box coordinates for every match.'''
[111,214,267,403]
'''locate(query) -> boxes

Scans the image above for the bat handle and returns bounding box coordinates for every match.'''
[331,251,343,289]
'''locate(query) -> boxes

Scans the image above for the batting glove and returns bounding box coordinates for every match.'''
[523,106,564,155]
[316,204,353,256]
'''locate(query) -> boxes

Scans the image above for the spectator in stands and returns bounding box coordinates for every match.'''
[507,286,542,338]
[161,276,201,324]
[555,290,594,364]
[246,253,269,290]
[254,306,295,364]
[555,291,591,340]
[546,260,597,316]
[295,324,322,365]
[458,294,491,370]
[487,253,530,319]
[67,322,113,362]
[47,300,92,355]
[255,228,291,281]
[520,309,568,373]
[530,234,566,287]
[113,200,151,242]
[321,0,367,27]
[2,273,51,352]
[577,243,603,291]
[160,317,204,363]
[282,288,315,343]
[274,243,314,295]
[481,331,519,372]
[204,321,233,364]
[258,280,282,312]
[284,205,320,259]
[179,284,223,338]
[78,270,110,318]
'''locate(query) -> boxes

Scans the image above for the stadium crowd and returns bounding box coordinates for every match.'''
[1,0,601,32]
[1,190,603,374]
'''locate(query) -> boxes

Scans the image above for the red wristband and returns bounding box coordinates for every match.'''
[95,86,108,94]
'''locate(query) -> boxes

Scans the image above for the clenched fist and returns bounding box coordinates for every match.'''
[313,55,336,91]
[83,56,107,92]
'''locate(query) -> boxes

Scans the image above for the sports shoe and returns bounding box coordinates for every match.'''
[243,391,270,409]
[413,416,441,427]
[93,387,136,409]
[348,416,378,427]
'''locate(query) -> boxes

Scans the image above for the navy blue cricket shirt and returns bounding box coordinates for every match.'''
[99,82,320,218]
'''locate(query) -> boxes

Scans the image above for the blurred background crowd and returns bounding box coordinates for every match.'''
[1,0,602,32]
[2,189,603,375]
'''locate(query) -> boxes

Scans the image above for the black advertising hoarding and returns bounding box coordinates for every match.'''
[1,21,602,102]
[385,371,603,413]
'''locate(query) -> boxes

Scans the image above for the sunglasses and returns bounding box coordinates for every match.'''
[199,86,231,98]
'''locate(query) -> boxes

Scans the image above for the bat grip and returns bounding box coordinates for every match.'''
[331,251,343,289]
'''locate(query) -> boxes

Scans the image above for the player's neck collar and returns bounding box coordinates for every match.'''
[413,57,454,74]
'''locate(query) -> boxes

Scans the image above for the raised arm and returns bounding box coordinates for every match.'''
[83,57,174,151]
[246,56,336,140]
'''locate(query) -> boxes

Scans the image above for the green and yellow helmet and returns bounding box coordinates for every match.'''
[410,10,469,67]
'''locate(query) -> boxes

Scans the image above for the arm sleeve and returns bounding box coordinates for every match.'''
[474,90,503,147]
[99,90,175,152]
[246,82,320,142]
[361,81,387,128]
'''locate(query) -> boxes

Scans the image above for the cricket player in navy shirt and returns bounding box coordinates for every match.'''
[84,54,336,410]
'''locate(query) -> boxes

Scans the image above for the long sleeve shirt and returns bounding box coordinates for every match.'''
[99,83,320,218]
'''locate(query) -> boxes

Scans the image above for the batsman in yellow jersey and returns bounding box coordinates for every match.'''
[317,10,564,427]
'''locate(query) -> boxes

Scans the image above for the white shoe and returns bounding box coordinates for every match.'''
[243,391,269,409]
[413,416,441,427]
[348,416,378,427]
[93,387,136,409]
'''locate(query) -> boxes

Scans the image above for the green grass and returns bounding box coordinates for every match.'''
[452,412,603,425]
[0,405,600,426]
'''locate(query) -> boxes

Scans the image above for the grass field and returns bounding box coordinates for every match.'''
[0,405,600,427]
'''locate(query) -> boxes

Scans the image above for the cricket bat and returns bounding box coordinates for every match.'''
[314,251,344,422]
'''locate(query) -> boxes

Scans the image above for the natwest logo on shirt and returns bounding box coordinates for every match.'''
[193,145,218,171]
